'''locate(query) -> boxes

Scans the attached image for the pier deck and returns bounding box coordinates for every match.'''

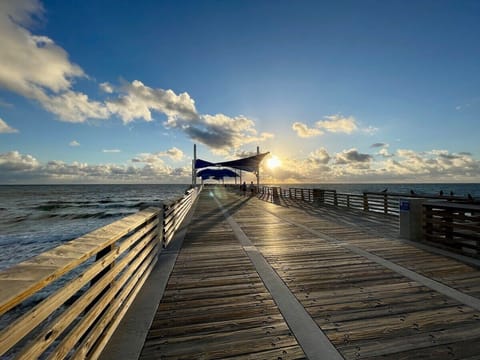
[130,187,480,359]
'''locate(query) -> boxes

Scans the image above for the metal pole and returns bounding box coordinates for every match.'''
[192,144,197,186]
[256,146,260,188]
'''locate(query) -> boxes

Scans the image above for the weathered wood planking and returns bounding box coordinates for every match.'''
[210,187,480,360]
[139,191,306,360]
[0,208,160,316]
[0,208,161,359]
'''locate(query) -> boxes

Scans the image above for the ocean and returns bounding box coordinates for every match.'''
[0,184,189,270]
[0,183,479,270]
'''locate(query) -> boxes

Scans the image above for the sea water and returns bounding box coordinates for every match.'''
[0,184,189,270]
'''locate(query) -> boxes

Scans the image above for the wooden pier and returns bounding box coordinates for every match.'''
[115,186,480,359]
[2,185,480,359]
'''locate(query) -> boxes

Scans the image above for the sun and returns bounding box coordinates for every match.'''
[266,155,281,169]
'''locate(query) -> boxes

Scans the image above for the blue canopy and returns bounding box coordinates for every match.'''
[195,152,269,172]
[197,168,239,180]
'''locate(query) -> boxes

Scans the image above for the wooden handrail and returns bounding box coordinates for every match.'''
[259,186,477,217]
[0,185,202,360]
[423,202,480,258]
[163,186,202,247]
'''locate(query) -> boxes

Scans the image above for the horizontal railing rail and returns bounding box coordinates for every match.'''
[423,202,480,258]
[259,186,476,217]
[0,185,202,360]
[163,186,202,247]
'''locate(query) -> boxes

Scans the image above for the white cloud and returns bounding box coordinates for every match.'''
[106,80,198,124]
[0,118,18,133]
[362,126,379,135]
[160,147,184,161]
[378,148,392,158]
[69,140,80,146]
[132,147,183,163]
[0,150,39,171]
[308,148,331,165]
[100,82,114,93]
[0,0,110,122]
[292,122,323,138]
[316,115,358,134]
[102,149,121,153]
[40,90,110,122]
[292,115,377,138]
[0,2,271,152]
[0,150,191,183]
[132,153,166,165]
[1,148,479,184]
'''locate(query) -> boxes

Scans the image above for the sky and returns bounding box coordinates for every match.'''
[0,0,479,184]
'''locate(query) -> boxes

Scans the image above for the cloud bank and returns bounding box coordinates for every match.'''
[260,147,480,184]
[3,147,478,184]
[0,150,190,183]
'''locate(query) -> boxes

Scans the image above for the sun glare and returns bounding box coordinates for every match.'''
[266,155,281,169]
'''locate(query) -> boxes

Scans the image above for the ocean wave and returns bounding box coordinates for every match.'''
[33,203,71,211]
[32,211,135,221]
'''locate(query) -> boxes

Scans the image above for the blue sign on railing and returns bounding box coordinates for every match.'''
[399,200,410,211]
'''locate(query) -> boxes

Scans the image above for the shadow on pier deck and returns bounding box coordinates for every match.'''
[104,186,480,360]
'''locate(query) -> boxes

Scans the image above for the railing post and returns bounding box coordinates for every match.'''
[445,208,454,246]
[363,192,369,212]
[313,189,321,206]
[424,204,432,241]
[347,195,350,208]
[334,190,338,206]
[384,194,388,214]
[162,203,168,248]
[158,208,164,248]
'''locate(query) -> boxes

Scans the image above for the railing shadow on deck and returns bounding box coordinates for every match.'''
[0,186,202,360]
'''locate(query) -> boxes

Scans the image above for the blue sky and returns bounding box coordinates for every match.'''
[0,0,479,184]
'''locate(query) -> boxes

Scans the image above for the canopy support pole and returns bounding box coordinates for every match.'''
[256,146,260,188]
[192,144,197,186]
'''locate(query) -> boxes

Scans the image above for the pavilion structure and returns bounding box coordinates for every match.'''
[192,145,269,187]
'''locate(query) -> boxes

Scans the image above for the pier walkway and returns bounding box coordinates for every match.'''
[108,186,480,359]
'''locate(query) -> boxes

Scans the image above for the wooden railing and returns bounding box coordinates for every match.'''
[163,186,201,247]
[259,185,480,258]
[423,202,480,258]
[260,186,475,217]
[0,186,201,360]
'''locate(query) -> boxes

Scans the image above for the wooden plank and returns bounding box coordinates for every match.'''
[14,229,158,359]
[50,240,159,359]
[0,208,159,316]
[139,189,305,359]
[75,249,159,360]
